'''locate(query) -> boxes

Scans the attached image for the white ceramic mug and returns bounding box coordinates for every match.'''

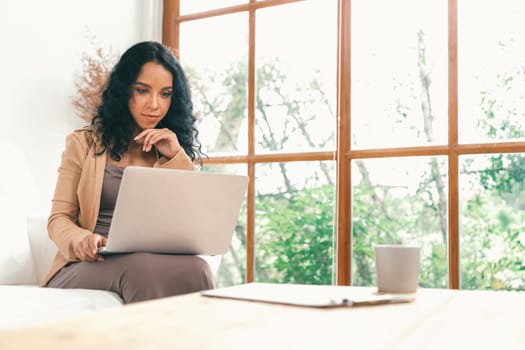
[374,244,420,293]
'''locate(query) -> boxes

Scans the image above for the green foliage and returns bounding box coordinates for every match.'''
[460,192,525,290]
[254,185,335,285]
[351,184,401,286]
[419,244,447,288]
[478,154,525,195]
[478,63,525,140]
[460,54,525,290]
[351,175,448,289]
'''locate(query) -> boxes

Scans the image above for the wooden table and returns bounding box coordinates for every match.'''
[1,283,524,349]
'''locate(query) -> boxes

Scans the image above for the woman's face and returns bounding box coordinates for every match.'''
[128,61,173,131]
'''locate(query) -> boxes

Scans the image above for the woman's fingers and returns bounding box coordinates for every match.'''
[88,237,99,256]
[135,129,156,151]
[74,244,85,261]
[146,132,172,150]
[134,128,180,158]
[83,239,98,262]
[142,129,173,150]
[93,235,106,262]
[142,131,163,152]
[75,234,105,262]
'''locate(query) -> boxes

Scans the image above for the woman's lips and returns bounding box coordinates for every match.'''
[143,114,160,121]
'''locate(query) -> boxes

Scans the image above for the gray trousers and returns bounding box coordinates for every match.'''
[47,253,216,304]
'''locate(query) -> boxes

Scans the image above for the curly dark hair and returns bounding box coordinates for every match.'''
[91,41,204,162]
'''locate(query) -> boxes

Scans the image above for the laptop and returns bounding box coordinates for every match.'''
[98,166,248,256]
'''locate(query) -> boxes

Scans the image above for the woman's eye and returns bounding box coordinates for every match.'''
[135,88,147,94]
[161,91,173,98]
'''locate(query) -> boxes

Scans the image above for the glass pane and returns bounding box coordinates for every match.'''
[255,0,337,153]
[351,0,447,149]
[201,164,247,288]
[460,154,525,290]
[254,161,336,284]
[351,157,448,288]
[180,1,247,15]
[458,1,525,143]
[180,13,248,156]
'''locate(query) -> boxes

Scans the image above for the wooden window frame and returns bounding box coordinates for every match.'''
[163,0,525,289]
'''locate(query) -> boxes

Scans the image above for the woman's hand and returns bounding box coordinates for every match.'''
[134,128,182,159]
[74,234,107,262]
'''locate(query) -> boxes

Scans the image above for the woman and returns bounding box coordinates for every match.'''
[42,41,215,303]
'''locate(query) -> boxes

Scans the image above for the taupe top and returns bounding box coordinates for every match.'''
[94,163,124,237]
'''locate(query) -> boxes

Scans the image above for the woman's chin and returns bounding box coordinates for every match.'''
[136,122,160,131]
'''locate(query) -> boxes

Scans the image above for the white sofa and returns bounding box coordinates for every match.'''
[0,212,221,330]
[0,214,124,330]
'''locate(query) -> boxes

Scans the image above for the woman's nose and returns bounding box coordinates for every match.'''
[148,94,159,109]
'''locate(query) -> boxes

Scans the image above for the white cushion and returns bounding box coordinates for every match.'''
[0,142,40,285]
[0,202,37,285]
[198,255,222,276]
[0,285,123,330]
[27,213,58,285]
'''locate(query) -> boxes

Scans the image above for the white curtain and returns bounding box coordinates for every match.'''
[141,0,163,42]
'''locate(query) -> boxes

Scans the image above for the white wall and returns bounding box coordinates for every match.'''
[0,0,162,217]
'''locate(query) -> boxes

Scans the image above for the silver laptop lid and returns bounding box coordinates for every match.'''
[102,166,248,255]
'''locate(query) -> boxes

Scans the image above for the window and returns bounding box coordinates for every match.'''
[164,0,525,290]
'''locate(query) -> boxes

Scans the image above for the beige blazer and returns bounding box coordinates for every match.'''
[41,127,195,287]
